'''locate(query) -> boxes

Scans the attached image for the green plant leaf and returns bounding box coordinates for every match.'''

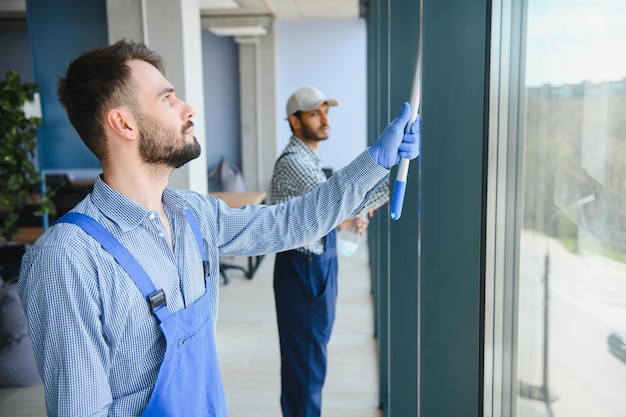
[0,69,55,241]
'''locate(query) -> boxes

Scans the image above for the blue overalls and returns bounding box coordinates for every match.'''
[273,229,338,417]
[57,211,226,417]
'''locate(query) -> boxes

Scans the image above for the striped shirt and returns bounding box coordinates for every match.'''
[18,150,389,417]
[267,135,390,254]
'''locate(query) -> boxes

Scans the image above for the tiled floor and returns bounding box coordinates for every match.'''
[217,239,382,417]
[0,238,381,417]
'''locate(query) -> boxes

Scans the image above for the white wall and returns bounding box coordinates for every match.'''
[275,19,367,172]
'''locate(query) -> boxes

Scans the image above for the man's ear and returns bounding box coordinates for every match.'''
[106,108,137,140]
[288,114,301,131]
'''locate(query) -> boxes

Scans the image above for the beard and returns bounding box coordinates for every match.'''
[299,121,329,142]
[135,111,201,169]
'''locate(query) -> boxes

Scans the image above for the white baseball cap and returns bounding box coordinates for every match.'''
[286,86,338,117]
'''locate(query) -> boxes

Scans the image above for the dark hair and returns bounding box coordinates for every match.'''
[57,39,165,161]
[287,111,302,133]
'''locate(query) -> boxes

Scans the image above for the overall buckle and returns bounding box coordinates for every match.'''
[148,289,167,315]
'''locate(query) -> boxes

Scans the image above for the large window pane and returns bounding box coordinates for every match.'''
[517,1,626,416]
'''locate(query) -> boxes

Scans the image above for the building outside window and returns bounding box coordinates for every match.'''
[487,1,626,416]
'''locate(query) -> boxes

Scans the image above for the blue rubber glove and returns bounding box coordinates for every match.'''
[368,102,420,169]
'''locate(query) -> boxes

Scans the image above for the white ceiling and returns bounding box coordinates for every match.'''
[0,0,363,35]
[200,0,362,19]
[0,0,363,20]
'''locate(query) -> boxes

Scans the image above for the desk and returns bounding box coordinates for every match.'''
[10,227,43,244]
[209,191,267,208]
[209,191,267,284]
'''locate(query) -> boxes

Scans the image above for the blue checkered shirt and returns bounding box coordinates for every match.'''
[18,150,389,417]
[267,136,389,254]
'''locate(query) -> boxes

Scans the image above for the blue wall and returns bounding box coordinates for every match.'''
[27,0,108,172]
[201,30,241,174]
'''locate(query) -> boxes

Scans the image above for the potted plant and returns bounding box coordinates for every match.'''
[0,69,55,243]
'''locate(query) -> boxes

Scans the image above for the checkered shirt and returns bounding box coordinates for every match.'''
[267,135,389,254]
[18,150,389,416]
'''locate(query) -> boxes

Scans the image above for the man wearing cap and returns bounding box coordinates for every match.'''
[267,86,390,417]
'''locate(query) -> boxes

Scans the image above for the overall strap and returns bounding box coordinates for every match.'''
[183,208,209,286]
[56,212,173,322]
[184,208,205,263]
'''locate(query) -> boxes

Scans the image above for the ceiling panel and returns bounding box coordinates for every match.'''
[0,0,362,33]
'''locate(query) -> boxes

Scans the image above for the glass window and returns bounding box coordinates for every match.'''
[517,1,626,416]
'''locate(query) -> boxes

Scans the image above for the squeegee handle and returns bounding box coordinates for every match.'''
[390,159,410,220]
[390,0,422,221]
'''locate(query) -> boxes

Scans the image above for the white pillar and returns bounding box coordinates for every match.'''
[235,31,278,193]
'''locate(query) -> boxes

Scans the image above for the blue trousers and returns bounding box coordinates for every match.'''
[273,230,338,417]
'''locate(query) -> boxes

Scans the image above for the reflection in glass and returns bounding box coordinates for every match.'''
[517,1,626,416]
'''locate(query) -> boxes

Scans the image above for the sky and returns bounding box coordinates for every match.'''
[525,0,626,87]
